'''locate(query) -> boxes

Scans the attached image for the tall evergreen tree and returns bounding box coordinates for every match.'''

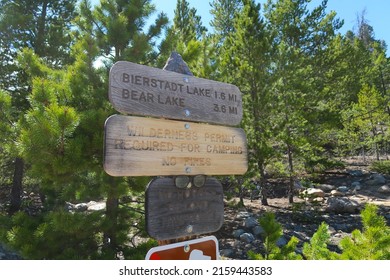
[264,0,342,202]
[78,0,168,257]
[85,0,168,64]
[222,0,273,205]
[0,0,78,214]
[157,0,206,72]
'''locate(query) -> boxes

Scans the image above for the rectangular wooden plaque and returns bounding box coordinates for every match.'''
[145,178,224,240]
[109,61,243,125]
[103,115,248,176]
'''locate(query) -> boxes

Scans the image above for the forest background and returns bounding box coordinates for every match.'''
[0,0,389,259]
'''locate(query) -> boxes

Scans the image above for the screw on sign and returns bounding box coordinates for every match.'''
[145,236,219,260]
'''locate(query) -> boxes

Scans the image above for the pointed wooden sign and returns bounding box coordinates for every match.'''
[109,61,243,125]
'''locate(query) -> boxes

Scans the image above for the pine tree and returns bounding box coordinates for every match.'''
[263,0,342,202]
[221,0,274,205]
[87,0,168,64]
[157,0,206,72]
[78,0,169,257]
[339,204,390,260]
[0,0,78,214]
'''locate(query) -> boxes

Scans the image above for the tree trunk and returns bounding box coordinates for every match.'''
[9,157,24,215]
[287,143,294,204]
[35,0,48,57]
[104,177,119,258]
[259,164,268,206]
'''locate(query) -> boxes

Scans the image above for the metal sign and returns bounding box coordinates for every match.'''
[145,236,219,260]
[103,115,248,176]
[145,177,224,240]
[109,61,243,126]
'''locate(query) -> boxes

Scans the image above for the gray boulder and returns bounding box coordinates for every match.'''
[366,173,386,185]
[326,197,360,214]
[240,233,255,243]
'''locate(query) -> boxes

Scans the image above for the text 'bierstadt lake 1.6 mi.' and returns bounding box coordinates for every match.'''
[109,61,243,126]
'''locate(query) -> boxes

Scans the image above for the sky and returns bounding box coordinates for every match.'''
[90,0,390,54]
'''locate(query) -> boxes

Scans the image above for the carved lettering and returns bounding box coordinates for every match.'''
[157,95,185,107]
[206,144,243,154]
[186,85,211,97]
[204,133,236,143]
[162,156,176,166]
[184,157,211,166]
[180,143,200,153]
[114,139,173,151]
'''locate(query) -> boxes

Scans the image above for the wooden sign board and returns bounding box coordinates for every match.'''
[109,61,243,126]
[145,178,224,240]
[145,236,219,260]
[103,115,248,176]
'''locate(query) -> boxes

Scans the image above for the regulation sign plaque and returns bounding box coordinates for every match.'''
[103,115,248,176]
[109,61,243,125]
[145,177,224,240]
[145,236,219,260]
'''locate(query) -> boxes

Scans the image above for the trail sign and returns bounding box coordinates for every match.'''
[109,61,243,126]
[103,114,248,176]
[145,177,224,240]
[145,236,219,260]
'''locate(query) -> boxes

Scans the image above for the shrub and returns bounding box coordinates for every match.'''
[248,204,390,260]
[370,160,390,175]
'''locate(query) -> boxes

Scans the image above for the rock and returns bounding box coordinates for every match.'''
[294,181,304,191]
[326,197,360,214]
[252,226,265,237]
[366,173,386,185]
[233,229,246,239]
[337,186,349,193]
[236,211,251,219]
[317,184,336,192]
[87,201,106,211]
[220,248,235,258]
[351,181,361,190]
[330,190,344,197]
[348,169,364,177]
[378,185,390,194]
[244,217,259,229]
[240,233,255,243]
[74,203,88,212]
[65,202,75,211]
[301,188,325,198]
[312,197,325,203]
[0,244,22,260]
[276,236,288,247]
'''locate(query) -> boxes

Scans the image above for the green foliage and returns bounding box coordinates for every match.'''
[248,213,302,260]
[370,160,390,175]
[339,204,390,260]
[1,0,390,260]
[249,204,390,260]
[302,222,339,260]
[3,211,103,259]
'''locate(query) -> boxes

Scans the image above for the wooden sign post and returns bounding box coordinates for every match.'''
[104,53,248,257]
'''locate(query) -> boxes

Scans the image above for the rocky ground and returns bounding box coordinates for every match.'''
[1,158,389,260]
[214,161,390,259]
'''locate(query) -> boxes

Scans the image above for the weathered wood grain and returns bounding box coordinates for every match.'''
[103,115,248,176]
[145,178,224,240]
[109,61,243,125]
